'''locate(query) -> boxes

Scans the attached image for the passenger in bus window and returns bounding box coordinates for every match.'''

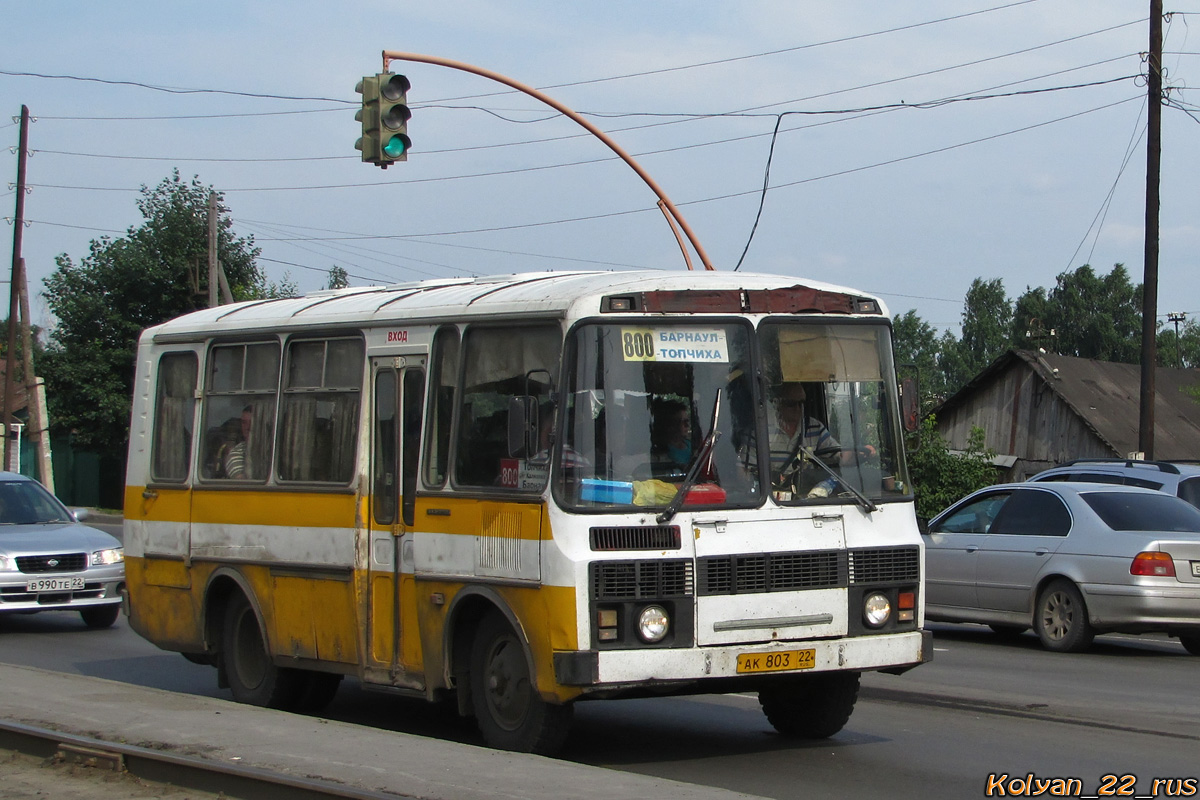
[217,406,252,479]
[650,399,693,478]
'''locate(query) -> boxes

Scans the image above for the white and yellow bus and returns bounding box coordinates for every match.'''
[124,269,929,754]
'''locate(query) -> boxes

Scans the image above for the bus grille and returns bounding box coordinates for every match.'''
[17,553,88,574]
[848,546,920,584]
[698,551,843,595]
[590,525,681,551]
[590,559,693,600]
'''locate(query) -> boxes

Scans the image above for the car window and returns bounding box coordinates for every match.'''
[1176,477,1200,510]
[1073,472,1125,485]
[1033,472,1074,482]
[1081,491,1200,532]
[0,480,74,525]
[932,492,1011,534]
[990,489,1072,536]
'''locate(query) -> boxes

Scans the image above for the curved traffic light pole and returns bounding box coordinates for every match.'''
[382,51,715,272]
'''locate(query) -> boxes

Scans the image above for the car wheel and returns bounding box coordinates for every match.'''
[469,610,572,754]
[1180,635,1200,656]
[1034,580,1094,653]
[759,671,861,739]
[988,624,1028,641]
[221,594,305,709]
[79,604,120,629]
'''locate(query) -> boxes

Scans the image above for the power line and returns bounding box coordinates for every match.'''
[0,68,353,104]
[27,95,1143,240]
[427,0,1049,103]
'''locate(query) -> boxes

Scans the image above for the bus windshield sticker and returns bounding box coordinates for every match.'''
[620,328,729,363]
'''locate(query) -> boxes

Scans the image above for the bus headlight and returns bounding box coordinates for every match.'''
[637,605,670,643]
[863,592,892,628]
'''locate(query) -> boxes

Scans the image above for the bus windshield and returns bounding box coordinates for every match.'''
[556,319,908,511]
[757,321,908,506]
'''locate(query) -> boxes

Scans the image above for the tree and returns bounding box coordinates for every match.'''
[326,266,350,290]
[1156,315,1200,369]
[907,416,996,520]
[1013,265,1142,362]
[41,172,274,457]
[892,309,945,410]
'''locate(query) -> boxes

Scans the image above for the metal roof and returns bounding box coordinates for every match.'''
[141,270,889,341]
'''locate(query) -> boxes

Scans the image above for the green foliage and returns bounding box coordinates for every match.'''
[1156,316,1200,369]
[1011,264,1142,362]
[41,172,273,456]
[907,416,996,520]
[891,310,945,411]
[326,266,350,290]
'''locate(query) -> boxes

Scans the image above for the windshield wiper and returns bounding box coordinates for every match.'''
[658,390,722,524]
[799,446,877,514]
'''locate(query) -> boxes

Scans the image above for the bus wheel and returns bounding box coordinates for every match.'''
[759,671,861,739]
[221,594,305,709]
[294,671,343,714]
[469,611,573,755]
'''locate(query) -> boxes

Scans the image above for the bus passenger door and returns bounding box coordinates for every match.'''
[367,359,426,678]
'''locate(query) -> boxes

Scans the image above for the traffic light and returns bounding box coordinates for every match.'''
[355,72,411,169]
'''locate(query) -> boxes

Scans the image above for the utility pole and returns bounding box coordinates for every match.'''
[1138,0,1163,460]
[18,259,53,491]
[1167,311,1186,368]
[5,105,30,472]
[207,191,219,308]
[380,51,714,272]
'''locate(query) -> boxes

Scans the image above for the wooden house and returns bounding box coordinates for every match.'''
[933,349,1200,481]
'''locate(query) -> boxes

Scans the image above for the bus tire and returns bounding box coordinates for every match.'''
[221,593,305,709]
[294,671,343,714]
[759,671,860,739]
[469,610,573,755]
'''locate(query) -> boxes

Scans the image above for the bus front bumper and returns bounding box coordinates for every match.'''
[554,629,932,687]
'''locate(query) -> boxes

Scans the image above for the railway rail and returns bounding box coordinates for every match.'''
[0,719,406,800]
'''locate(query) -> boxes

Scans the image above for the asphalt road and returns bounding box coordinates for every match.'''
[1,609,1196,799]
[9,519,1199,798]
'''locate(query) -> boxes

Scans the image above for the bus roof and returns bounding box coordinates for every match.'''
[142,270,890,342]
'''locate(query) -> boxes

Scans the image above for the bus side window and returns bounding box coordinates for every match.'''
[151,352,198,483]
[278,337,364,484]
[423,327,459,488]
[453,324,560,490]
[200,342,281,482]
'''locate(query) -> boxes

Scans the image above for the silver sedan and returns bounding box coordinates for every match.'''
[923,482,1200,654]
[0,472,124,628]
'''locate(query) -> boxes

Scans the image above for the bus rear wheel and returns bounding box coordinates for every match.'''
[221,593,305,709]
[759,671,861,739]
[469,611,572,755]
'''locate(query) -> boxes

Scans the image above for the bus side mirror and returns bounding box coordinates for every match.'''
[508,396,538,458]
[900,376,920,433]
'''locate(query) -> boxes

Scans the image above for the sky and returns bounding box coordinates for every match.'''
[3,1,1199,337]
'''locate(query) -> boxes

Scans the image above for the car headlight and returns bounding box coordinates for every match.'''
[863,592,892,628]
[637,604,670,643]
[0,554,13,571]
[91,548,124,566]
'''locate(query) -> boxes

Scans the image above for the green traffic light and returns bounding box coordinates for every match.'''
[383,133,411,158]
